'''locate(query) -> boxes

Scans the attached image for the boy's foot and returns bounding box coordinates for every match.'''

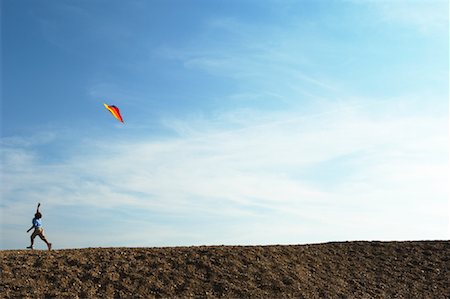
[47,243,52,251]
[26,245,33,249]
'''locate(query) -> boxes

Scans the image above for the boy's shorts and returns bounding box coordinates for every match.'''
[31,228,45,240]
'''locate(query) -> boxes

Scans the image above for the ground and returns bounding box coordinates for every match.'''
[1,241,449,298]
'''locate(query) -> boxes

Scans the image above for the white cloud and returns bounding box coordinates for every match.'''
[1,98,448,248]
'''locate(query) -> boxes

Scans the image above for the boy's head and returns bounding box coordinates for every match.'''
[35,212,42,219]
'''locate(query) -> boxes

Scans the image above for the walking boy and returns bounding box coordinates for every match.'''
[27,203,52,250]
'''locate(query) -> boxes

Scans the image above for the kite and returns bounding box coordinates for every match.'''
[104,103,124,123]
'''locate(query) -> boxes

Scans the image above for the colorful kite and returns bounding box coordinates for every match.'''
[104,103,124,123]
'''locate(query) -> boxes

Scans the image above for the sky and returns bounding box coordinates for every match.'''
[1,0,448,250]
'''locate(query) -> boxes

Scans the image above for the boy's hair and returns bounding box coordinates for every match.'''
[35,212,42,219]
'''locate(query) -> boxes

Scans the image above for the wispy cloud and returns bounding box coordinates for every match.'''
[379,1,448,34]
[157,15,342,107]
[1,97,448,248]
[354,0,449,35]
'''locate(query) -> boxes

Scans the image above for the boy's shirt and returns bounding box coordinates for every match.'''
[32,218,42,228]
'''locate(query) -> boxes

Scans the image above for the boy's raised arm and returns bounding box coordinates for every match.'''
[36,203,41,213]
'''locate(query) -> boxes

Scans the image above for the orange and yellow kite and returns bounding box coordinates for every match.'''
[104,103,124,123]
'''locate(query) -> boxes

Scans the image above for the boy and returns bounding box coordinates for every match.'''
[27,203,52,250]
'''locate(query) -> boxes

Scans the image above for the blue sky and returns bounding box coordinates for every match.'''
[1,0,448,249]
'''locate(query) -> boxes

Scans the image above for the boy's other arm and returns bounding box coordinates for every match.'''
[27,225,34,233]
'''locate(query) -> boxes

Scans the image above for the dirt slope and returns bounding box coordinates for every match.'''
[1,241,449,298]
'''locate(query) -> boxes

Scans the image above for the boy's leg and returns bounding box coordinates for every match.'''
[27,231,37,249]
[41,236,52,250]
[38,229,52,250]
